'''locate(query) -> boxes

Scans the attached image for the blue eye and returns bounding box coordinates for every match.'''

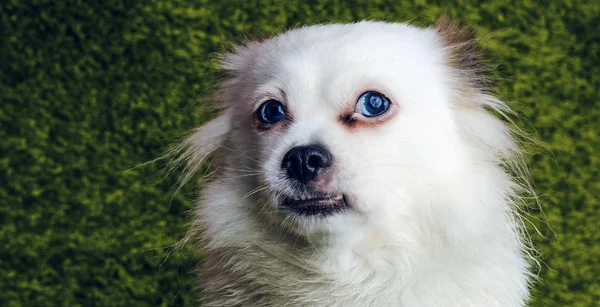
[257,100,286,124]
[356,91,390,117]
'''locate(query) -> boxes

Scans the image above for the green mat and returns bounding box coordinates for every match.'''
[1,1,598,306]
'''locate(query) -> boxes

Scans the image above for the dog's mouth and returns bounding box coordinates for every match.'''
[281,194,349,216]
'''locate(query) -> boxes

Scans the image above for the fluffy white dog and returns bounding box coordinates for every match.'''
[173,16,537,306]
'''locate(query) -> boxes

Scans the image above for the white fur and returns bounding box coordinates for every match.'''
[177,21,535,306]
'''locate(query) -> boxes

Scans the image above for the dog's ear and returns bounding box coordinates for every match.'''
[170,109,232,187]
[435,14,488,91]
[220,41,263,80]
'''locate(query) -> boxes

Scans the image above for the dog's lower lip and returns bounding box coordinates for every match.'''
[292,194,342,203]
[282,194,348,216]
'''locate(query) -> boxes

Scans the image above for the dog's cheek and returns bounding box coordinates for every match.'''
[259,135,296,194]
[332,144,399,213]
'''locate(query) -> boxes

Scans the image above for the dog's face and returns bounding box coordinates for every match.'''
[183,20,510,240]
[208,22,473,236]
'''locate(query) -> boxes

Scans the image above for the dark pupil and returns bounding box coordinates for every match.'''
[263,102,284,122]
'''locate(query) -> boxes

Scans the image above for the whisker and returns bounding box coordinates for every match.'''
[220,145,262,164]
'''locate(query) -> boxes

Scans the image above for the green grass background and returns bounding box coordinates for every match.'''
[1,0,598,306]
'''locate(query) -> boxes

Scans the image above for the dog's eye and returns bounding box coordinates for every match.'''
[257,100,286,124]
[355,91,390,117]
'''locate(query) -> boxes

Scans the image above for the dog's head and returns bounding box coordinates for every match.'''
[178,18,524,240]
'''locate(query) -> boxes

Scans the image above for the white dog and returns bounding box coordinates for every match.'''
[173,16,537,306]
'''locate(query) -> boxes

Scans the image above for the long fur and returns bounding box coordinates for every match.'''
[172,18,538,306]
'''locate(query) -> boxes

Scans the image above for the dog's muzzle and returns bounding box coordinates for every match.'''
[279,145,348,216]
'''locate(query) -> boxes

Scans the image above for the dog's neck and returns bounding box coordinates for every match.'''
[200,212,526,306]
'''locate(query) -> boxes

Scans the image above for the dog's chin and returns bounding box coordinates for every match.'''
[280,193,349,217]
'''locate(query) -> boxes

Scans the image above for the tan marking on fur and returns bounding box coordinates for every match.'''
[339,103,399,130]
[436,14,488,92]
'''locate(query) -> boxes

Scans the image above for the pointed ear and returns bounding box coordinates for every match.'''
[170,109,232,187]
[435,14,487,90]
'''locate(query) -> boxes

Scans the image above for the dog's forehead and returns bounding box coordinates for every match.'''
[246,22,446,108]
[268,23,438,67]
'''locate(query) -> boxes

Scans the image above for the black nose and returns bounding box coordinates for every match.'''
[282,145,332,184]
